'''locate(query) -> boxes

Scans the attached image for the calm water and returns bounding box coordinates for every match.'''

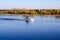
[0,15,60,40]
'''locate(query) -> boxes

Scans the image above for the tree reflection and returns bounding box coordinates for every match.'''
[55,16,60,19]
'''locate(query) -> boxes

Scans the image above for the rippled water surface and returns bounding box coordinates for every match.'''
[0,15,60,40]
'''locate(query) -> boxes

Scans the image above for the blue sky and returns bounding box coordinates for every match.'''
[0,0,60,9]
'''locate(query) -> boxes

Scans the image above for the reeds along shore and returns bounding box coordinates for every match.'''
[0,9,60,15]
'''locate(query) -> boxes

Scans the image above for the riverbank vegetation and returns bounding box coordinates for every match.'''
[0,9,60,15]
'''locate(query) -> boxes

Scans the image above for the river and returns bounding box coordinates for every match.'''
[0,15,60,40]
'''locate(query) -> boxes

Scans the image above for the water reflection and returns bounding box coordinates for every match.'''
[0,15,34,24]
[55,16,60,19]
